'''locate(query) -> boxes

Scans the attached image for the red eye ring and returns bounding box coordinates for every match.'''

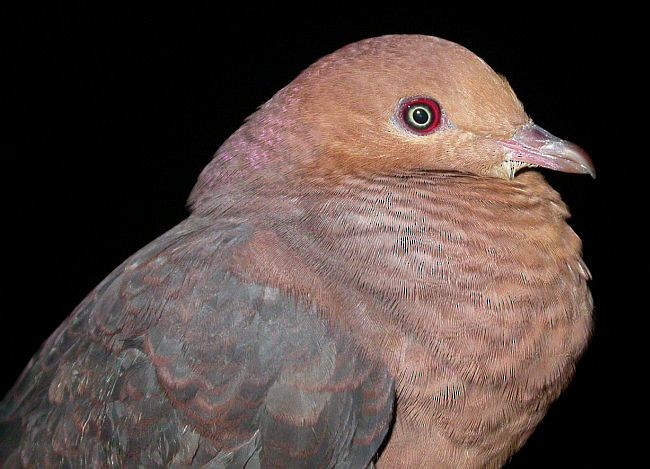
[400,97,442,135]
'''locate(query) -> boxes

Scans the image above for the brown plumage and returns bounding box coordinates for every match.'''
[0,35,593,468]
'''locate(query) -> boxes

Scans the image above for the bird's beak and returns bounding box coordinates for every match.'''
[499,123,595,178]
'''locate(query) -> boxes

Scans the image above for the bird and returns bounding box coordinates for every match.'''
[0,35,594,468]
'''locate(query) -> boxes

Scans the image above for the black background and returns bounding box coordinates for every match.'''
[4,3,631,467]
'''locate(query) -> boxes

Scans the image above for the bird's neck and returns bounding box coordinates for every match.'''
[227,169,592,465]
[230,169,591,375]
[189,99,317,215]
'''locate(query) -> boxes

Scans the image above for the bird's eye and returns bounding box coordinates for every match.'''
[400,98,442,134]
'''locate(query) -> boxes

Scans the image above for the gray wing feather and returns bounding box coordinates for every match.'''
[1,217,393,468]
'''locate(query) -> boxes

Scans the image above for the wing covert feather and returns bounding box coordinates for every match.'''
[1,218,394,468]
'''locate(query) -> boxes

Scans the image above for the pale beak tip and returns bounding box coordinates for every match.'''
[502,124,596,179]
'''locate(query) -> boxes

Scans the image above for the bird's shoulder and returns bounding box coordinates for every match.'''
[0,217,393,467]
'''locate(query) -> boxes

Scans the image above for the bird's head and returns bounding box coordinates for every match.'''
[191,35,593,210]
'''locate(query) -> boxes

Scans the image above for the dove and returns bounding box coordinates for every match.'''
[0,35,593,468]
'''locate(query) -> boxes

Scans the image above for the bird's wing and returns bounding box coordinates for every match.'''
[0,218,394,468]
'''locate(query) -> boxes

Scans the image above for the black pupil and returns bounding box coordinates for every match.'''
[412,107,430,125]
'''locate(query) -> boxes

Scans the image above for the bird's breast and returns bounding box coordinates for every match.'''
[247,170,593,465]
[232,170,592,466]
